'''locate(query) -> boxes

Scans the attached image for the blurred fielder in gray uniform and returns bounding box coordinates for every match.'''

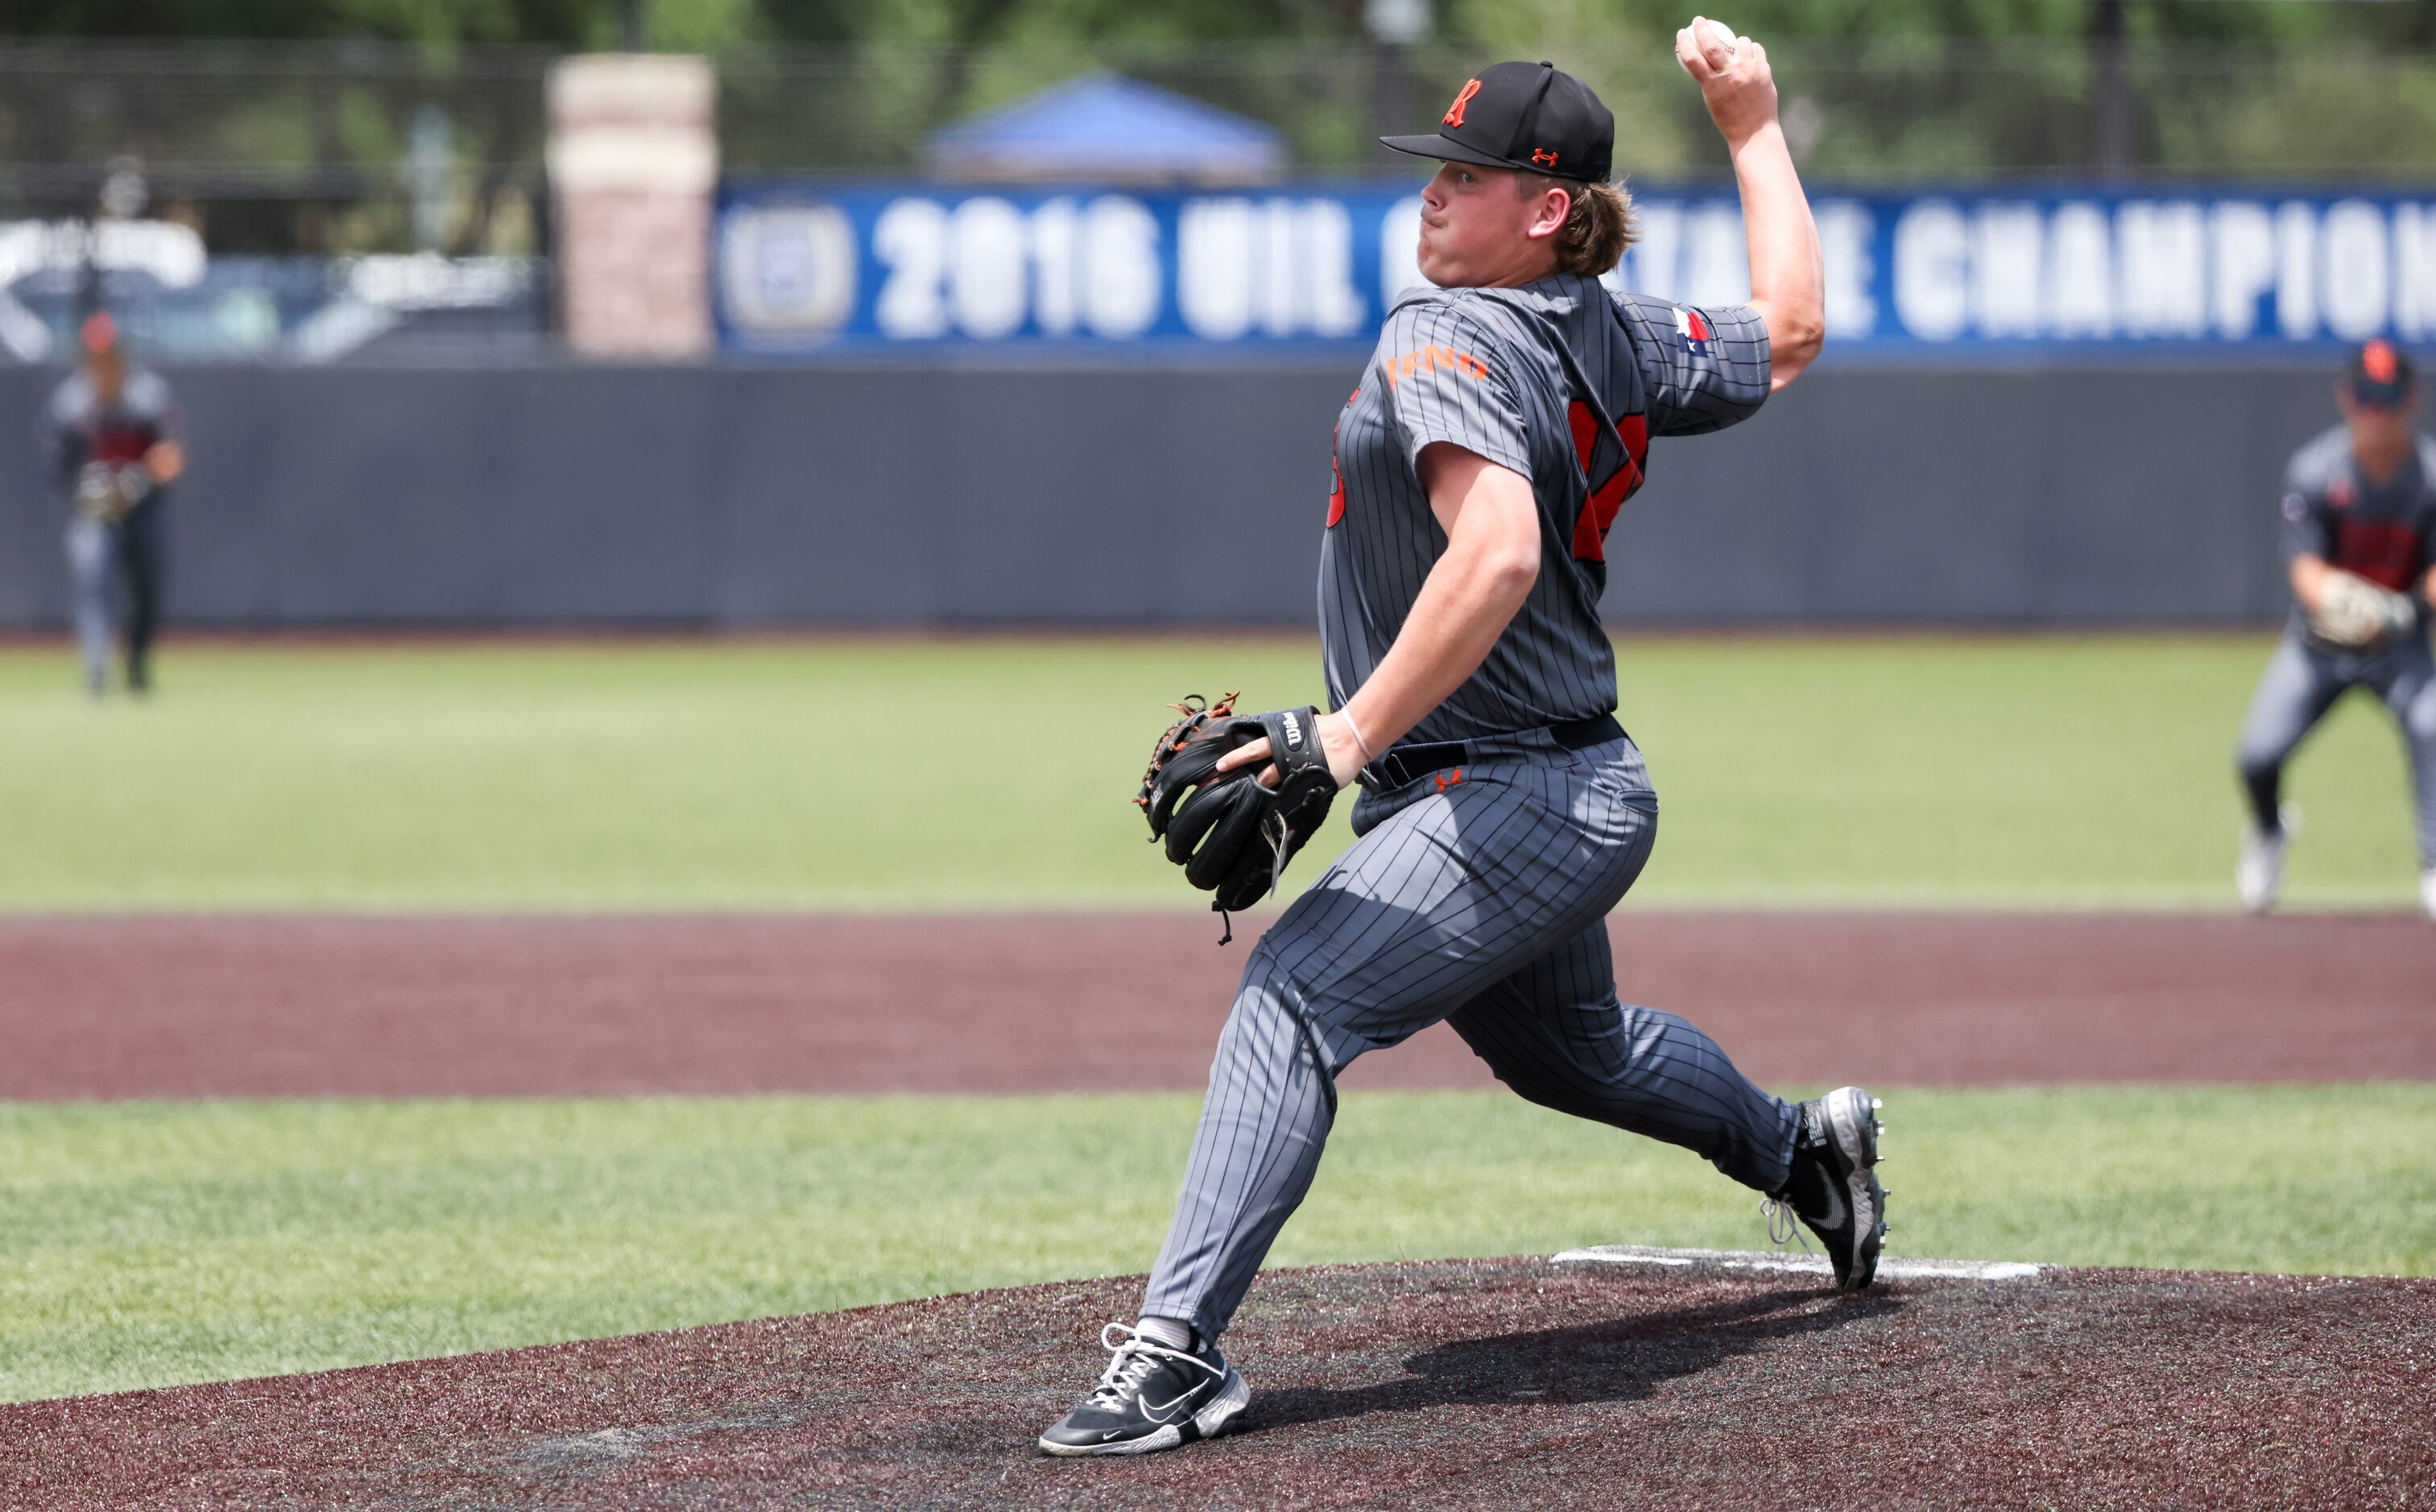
[1042,24,1887,1460]
[39,312,186,697]
[2235,339,2436,921]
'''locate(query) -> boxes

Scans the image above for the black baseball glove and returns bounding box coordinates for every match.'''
[1136,692,1338,940]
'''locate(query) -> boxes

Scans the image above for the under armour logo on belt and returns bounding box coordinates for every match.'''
[1435,769,1464,793]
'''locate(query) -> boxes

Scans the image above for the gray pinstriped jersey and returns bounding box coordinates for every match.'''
[2279,425,2436,602]
[1321,272,1770,747]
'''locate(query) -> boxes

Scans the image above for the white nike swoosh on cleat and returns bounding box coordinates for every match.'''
[1138,1390,1196,1423]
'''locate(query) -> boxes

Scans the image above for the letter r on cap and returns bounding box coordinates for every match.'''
[1444,79,1482,128]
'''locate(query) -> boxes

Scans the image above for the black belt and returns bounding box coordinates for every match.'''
[1364,713,1626,790]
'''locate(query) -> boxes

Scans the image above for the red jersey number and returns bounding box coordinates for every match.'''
[2332,518,2425,593]
[1326,390,1358,527]
[1566,401,1648,563]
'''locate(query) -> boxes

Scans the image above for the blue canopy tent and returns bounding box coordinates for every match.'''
[923,72,1288,184]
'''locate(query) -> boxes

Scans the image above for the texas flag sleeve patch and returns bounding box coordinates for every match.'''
[1673,306,1713,355]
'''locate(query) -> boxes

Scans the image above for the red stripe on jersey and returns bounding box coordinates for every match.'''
[1566,402,1648,563]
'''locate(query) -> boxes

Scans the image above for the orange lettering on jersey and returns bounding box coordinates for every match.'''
[1386,345,1490,389]
[1443,79,1482,128]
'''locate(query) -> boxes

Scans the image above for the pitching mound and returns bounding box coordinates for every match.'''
[10,1252,2429,1511]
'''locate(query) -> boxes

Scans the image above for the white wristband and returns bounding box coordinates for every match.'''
[1339,708,1375,764]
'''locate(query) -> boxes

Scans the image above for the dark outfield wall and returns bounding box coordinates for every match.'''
[0,361,2337,629]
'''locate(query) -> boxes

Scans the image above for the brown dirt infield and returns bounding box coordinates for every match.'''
[2,911,2430,1100]
[6,1253,2429,1511]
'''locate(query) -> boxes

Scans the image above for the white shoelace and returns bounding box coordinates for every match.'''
[1088,1322,1220,1407]
[1759,1195,1815,1255]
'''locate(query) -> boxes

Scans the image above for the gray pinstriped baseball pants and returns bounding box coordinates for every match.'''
[1139,733,1801,1343]
[2236,627,2436,868]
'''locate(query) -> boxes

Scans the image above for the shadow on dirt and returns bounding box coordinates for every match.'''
[1248,1287,1901,1434]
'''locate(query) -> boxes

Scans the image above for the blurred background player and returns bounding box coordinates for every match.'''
[39,312,187,698]
[2234,339,2436,920]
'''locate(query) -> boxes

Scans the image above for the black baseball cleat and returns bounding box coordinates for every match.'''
[1763,1085,1888,1291]
[1038,1323,1251,1456]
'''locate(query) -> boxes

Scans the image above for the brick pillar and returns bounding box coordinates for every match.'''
[547,54,717,359]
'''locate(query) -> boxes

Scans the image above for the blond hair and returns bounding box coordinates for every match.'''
[1527,176,1637,277]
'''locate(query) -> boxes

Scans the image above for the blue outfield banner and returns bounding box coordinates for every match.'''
[714,182,2436,359]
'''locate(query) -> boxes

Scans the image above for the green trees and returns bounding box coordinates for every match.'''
[3,0,603,44]
[11,0,2423,50]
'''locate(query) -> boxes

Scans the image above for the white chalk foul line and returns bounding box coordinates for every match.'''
[1551,1244,2044,1283]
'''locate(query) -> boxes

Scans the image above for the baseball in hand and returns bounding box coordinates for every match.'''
[1691,15,1738,68]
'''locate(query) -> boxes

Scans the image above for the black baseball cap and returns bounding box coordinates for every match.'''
[1380,61,1615,184]
[2346,339,2415,408]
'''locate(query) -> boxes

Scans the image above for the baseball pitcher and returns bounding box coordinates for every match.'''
[1041,27,1886,1459]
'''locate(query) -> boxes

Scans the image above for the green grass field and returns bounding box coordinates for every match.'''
[4,1086,2430,1403]
[5,635,2428,1406]
[0,634,2426,911]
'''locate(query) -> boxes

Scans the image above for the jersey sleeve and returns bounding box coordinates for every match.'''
[1377,299,1531,478]
[2278,455,2333,564]
[1611,293,1771,436]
